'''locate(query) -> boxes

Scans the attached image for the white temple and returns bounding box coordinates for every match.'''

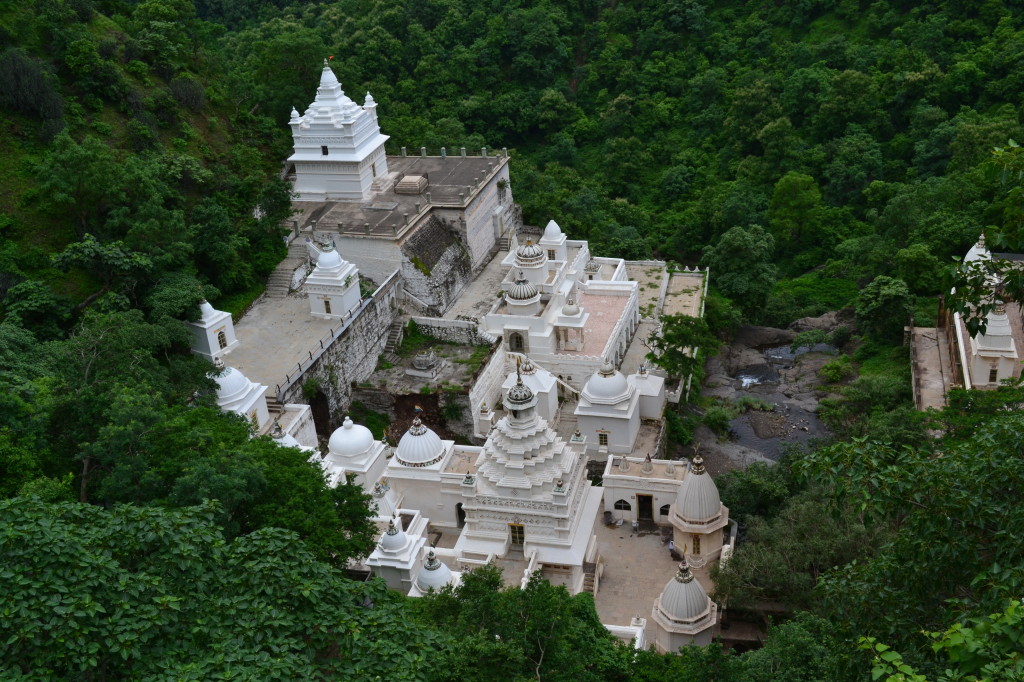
[304,240,362,319]
[651,560,718,651]
[481,220,641,384]
[195,59,725,652]
[288,60,392,202]
[457,369,604,593]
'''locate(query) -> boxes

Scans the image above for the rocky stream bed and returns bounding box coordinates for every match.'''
[689,316,849,476]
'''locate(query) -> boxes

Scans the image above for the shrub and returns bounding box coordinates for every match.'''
[819,355,854,383]
[170,76,204,111]
[704,404,736,436]
[734,395,773,412]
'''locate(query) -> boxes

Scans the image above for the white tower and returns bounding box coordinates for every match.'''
[185,300,238,361]
[305,241,361,319]
[970,301,1019,385]
[458,369,603,593]
[288,59,390,202]
[670,454,730,561]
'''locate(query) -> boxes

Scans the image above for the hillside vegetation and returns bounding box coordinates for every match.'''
[3,1,1024,680]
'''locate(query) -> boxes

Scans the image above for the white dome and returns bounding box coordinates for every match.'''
[317,246,344,270]
[328,416,375,458]
[395,417,445,467]
[515,240,547,268]
[274,432,302,449]
[379,517,407,552]
[416,549,453,591]
[964,233,991,264]
[659,561,711,621]
[198,299,218,322]
[561,297,580,316]
[504,374,537,411]
[675,455,722,522]
[215,366,253,404]
[582,360,630,403]
[507,272,539,301]
[541,220,563,242]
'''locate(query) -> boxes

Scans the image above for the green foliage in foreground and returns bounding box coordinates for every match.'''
[0,499,434,682]
[797,409,1024,665]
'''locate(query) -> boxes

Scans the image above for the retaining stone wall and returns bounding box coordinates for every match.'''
[279,274,400,425]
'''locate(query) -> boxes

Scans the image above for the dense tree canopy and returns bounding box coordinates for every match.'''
[4,0,1024,678]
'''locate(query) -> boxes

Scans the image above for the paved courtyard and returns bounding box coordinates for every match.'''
[226,293,338,392]
[591,508,714,644]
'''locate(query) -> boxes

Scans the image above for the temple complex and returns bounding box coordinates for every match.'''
[184,60,727,651]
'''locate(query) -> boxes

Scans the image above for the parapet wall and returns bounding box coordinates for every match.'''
[410,316,498,346]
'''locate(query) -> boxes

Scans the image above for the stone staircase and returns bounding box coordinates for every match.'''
[264,240,310,298]
[266,395,284,415]
[582,560,598,595]
[379,318,406,365]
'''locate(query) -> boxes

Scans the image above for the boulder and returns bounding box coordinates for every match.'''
[732,325,797,348]
[788,309,854,333]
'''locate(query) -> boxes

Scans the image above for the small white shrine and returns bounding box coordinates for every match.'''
[969,302,1019,385]
[305,240,362,319]
[288,60,391,202]
[669,454,730,562]
[321,416,388,488]
[408,548,462,597]
[501,356,558,423]
[575,360,640,459]
[651,560,718,651]
[213,363,271,431]
[185,300,238,361]
[365,513,429,592]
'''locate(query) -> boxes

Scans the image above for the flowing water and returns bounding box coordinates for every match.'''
[726,343,836,459]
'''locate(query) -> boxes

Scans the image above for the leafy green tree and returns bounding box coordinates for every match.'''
[711,486,878,611]
[854,276,912,343]
[52,234,154,311]
[0,498,435,681]
[415,564,625,681]
[646,313,720,383]
[702,225,777,319]
[716,461,794,523]
[893,243,942,295]
[767,172,824,257]
[797,411,1024,653]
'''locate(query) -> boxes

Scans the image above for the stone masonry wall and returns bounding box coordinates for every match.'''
[278,272,400,425]
[400,215,473,315]
[410,316,497,346]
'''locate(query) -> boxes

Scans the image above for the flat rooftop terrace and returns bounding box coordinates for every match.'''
[290,154,507,238]
[562,290,630,357]
[224,293,337,393]
[664,271,705,317]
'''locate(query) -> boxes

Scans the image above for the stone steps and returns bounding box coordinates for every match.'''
[383,319,406,353]
[264,256,304,298]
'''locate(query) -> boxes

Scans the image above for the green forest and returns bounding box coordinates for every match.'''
[3,0,1024,679]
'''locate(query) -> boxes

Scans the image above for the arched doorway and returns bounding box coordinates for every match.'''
[456,503,466,528]
[309,389,332,438]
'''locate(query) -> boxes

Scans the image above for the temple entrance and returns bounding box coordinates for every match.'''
[509,523,525,546]
[456,503,466,528]
[637,495,654,522]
